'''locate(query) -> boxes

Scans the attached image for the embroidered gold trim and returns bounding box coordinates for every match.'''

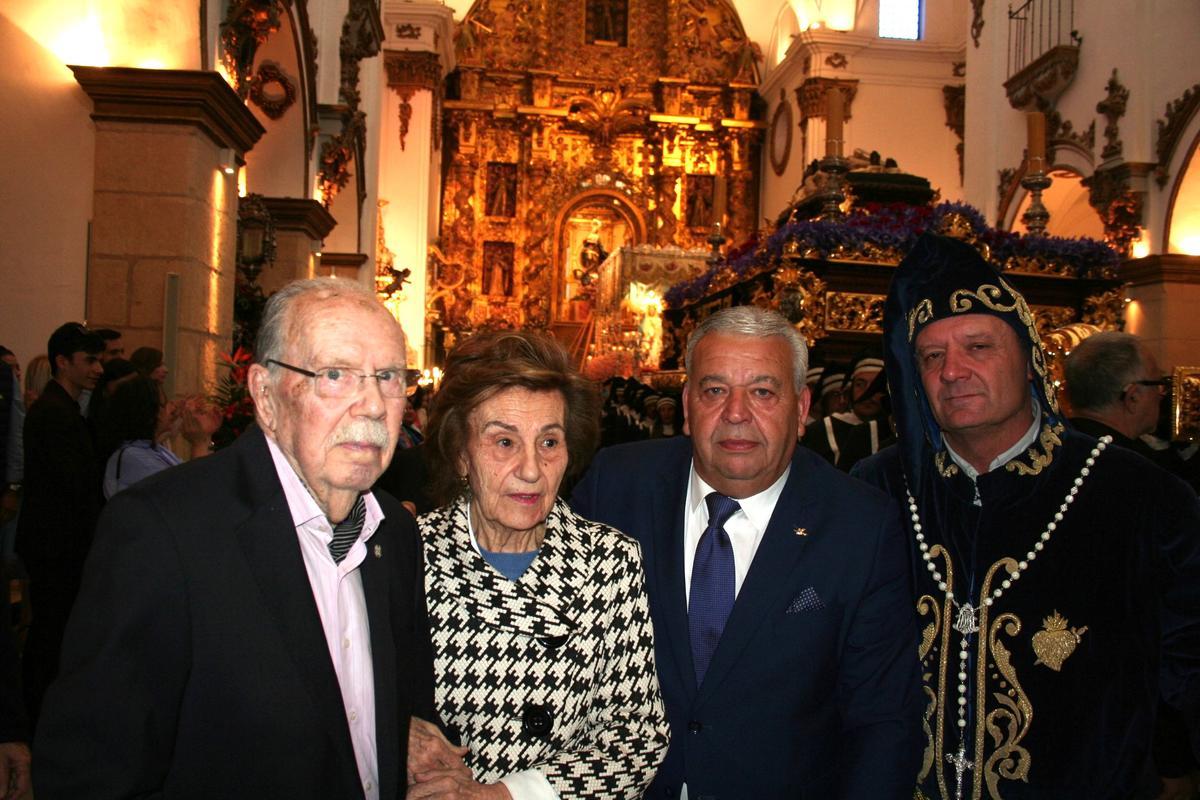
[1005,422,1064,477]
[950,284,1019,315]
[1031,611,1088,671]
[916,592,943,782]
[984,613,1032,797]
[928,546,955,799]
[935,450,960,478]
[908,299,934,342]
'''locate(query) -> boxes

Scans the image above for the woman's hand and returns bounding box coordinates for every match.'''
[406,771,512,800]
[408,717,469,786]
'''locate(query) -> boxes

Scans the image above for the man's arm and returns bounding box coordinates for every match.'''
[33,492,190,799]
[836,507,924,799]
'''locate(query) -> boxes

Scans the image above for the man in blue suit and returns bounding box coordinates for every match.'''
[572,305,921,798]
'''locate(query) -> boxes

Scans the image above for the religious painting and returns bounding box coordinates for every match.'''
[686,174,715,229]
[586,0,628,46]
[485,162,517,217]
[483,241,515,296]
[1173,366,1200,442]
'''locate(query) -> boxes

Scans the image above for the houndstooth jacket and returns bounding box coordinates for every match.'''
[419,497,670,797]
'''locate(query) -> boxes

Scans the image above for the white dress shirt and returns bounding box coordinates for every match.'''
[683,462,792,603]
[266,437,381,800]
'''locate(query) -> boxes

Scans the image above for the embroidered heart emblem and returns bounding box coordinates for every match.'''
[1032,610,1087,671]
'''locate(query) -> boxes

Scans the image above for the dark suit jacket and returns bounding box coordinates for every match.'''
[16,379,102,566]
[33,428,436,799]
[572,437,922,799]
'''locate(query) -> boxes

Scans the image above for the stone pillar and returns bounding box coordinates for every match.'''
[1120,254,1200,370]
[379,0,455,367]
[258,197,337,295]
[71,67,264,398]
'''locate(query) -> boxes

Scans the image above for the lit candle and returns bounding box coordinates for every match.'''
[1026,111,1046,173]
[826,87,844,158]
[713,176,727,223]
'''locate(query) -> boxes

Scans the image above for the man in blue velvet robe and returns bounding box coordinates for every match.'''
[853,233,1200,799]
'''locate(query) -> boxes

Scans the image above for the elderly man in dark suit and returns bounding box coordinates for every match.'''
[35,278,438,799]
[572,305,922,799]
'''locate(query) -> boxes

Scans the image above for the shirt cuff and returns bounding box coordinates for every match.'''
[498,769,558,800]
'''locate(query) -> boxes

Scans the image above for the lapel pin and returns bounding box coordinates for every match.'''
[794,527,808,537]
[373,544,383,558]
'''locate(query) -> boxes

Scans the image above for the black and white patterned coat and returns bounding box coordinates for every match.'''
[419,497,669,797]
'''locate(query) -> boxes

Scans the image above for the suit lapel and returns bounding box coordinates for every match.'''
[360,529,398,800]
[694,454,817,705]
[232,432,362,797]
[654,455,698,700]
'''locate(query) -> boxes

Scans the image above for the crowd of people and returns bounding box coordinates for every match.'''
[2,233,1200,800]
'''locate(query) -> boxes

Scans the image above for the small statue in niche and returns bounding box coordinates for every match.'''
[575,218,607,291]
[640,302,663,370]
[687,175,715,229]
[483,241,515,296]
[586,0,627,45]
[485,162,517,217]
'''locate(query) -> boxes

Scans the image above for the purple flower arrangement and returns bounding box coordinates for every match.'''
[663,202,1119,309]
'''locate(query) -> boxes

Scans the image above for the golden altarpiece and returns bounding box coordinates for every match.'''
[426,0,764,357]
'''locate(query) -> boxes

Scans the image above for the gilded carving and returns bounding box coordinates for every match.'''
[249,61,297,120]
[435,0,762,341]
[1029,305,1075,337]
[1081,288,1126,330]
[970,0,984,48]
[1172,366,1200,441]
[1096,68,1129,161]
[1155,82,1200,187]
[795,78,859,121]
[825,291,885,333]
[220,0,285,98]
[772,267,826,345]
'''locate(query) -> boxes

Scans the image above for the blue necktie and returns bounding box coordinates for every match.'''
[689,492,740,685]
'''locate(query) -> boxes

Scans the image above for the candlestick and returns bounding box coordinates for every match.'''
[826,87,844,158]
[1026,111,1046,172]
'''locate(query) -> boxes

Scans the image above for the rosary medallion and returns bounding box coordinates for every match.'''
[953,602,979,636]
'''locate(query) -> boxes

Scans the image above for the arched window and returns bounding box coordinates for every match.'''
[879,0,921,39]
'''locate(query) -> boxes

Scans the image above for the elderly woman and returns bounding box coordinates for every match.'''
[410,331,668,799]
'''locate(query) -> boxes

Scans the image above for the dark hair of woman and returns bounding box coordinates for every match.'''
[129,346,163,377]
[100,376,162,458]
[423,330,600,506]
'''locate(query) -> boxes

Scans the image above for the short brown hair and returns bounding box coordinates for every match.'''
[424,330,600,506]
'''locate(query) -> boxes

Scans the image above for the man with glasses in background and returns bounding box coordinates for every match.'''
[35,279,440,800]
[1064,331,1184,476]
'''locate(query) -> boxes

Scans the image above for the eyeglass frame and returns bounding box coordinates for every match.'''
[1122,375,1172,398]
[265,358,407,399]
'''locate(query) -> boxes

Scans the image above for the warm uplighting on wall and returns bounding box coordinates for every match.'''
[51,13,111,66]
[792,0,856,32]
[1130,229,1150,259]
[11,0,199,71]
[1124,298,1143,335]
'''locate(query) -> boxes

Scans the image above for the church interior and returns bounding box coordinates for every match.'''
[3,0,1200,439]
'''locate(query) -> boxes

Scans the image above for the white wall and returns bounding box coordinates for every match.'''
[0,12,95,365]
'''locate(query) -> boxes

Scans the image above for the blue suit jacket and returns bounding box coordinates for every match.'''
[572,437,922,799]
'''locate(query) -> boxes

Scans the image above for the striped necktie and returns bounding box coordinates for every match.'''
[329,495,367,564]
[689,492,740,685]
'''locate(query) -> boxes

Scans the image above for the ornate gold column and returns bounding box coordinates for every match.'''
[71,66,264,397]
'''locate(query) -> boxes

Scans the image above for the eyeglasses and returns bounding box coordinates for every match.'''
[267,359,406,399]
[1123,376,1171,396]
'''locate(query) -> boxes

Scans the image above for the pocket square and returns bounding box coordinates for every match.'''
[786,587,825,614]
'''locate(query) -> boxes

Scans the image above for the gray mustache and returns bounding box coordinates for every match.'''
[332,421,390,448]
